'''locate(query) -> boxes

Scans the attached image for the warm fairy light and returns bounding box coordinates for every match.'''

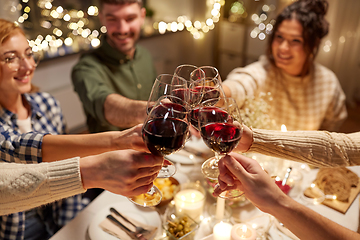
[281,124,287,132]
[249,4,276,40]
[64,37,73,46]
[177,23,184,31]
[171,22,178,32]
[100,26,107,33]
[63,14,70,21]
[155,0,224,39]
[339,36,346,43]
[91,38,101,48]
[88,6,98,16]
[56,6,63,13]
[45,2,52,10]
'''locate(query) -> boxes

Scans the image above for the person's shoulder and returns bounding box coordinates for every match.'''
[313,62,338,82]
[27,92,60,107]
[228,56,268,77]
[76,49,100,64]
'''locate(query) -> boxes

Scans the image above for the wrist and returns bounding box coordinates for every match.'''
[79,155,97,190]
[266,194,295,218]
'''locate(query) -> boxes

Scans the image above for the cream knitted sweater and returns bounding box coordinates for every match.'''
[250,129,360,167]
[223,56,347,131]
[0,157,86,215]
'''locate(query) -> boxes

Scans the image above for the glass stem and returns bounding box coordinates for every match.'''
[212,152,221,169]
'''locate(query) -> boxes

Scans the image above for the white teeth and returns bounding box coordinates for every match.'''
[278,55,291,59]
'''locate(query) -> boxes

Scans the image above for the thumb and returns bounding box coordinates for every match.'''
[222,152,255,182]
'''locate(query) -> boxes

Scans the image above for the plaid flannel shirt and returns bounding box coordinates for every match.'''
[0,92,83,240]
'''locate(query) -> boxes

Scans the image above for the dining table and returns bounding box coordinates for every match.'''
[49,138,360,240]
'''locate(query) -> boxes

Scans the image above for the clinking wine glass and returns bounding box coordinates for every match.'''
[198,97,244,199]
[174,64,205,108]
[189,76,223,131]
[147,74,188,114]
[129,95,190,207]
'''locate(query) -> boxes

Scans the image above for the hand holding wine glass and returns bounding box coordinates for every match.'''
[129,95,190,207]
[198,97,244,198]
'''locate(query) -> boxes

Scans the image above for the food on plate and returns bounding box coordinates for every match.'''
[154,177,179,202]
[314,167,359,202]
[130,191,162,206]
[166,215,192,238]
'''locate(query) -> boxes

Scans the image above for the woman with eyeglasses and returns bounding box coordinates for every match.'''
[0,18,163,239]
[222,0,347,132]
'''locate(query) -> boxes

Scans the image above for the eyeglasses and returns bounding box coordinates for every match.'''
[0,50,40,71]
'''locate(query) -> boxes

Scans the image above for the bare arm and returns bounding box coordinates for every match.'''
[215,153,360,240]
[104,93,147,129]
[42,124,148,162]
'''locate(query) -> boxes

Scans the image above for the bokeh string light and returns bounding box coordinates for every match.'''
[15,0,225,59]
[249,3,276,41]
[13,0,339,59]
[154,0,225,39]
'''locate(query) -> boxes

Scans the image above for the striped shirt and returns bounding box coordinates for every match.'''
[0,92,83,240]
[223,56,347,131]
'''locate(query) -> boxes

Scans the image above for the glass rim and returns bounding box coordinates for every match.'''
[155,73,187,86]
[156,95,191,113]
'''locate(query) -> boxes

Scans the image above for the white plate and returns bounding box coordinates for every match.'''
[88,201,162,240]
[166,137,211,164]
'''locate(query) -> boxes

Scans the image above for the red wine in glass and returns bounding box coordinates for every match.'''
[171,88,189,103]
[190,108,200,131]
[150,102,188,119]
[192,107,229,130]
[142,117,189,156]
[200,122,242,154]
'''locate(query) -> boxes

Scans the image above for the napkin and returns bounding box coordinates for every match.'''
[99,211,158,240]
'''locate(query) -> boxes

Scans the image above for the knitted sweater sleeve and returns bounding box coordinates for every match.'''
[249,129,360,167]
[0,157,86,215]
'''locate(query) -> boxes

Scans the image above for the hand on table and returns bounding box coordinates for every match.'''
[80,150,164,197]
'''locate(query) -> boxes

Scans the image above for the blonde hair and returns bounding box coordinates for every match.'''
[0,18,39,92]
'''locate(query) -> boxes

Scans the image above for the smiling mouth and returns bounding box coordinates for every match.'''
[15,75,30,82]
[277,54,292,60]
[113,33,133,41]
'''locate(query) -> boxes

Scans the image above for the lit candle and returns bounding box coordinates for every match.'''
[215,197,225,220]
[231,224,256,240]
[174,188,205,221]
[213,221,232,240]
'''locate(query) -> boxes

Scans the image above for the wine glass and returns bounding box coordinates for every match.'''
[189,77,223,131]
[146,95,190,178]
[129,95,190,207]
[174,64,206,108]
[198,97,244,198]
[198,66,225,98]
[147,74,188,114]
